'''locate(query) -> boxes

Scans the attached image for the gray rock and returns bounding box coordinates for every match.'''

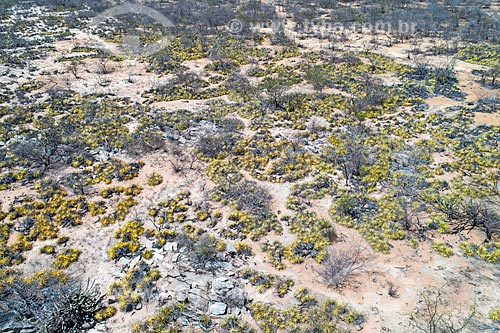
[0,315,36,333]
[172,253,180,263]
[169,279,190,291]
[211,277,234,295]
[188,293,208,310]
[88,330,105,333]
[110,267,125,278]
[82,322,95,330]
[189,287,207,297]
[92,150,111,162]
[209,302,227,316]
[159,262,174,271]
[176,290,189,302]
[165,242,178,252]
[218,262,235,270]
[169,279,190,302]
[88,330,104,333]
[167,269,181,278]
[152,253,165,262]
[226,243,237,254]
[158,292,170,303]
[129,256,140,269]
[116,257,129,267]
[226,287,247,307]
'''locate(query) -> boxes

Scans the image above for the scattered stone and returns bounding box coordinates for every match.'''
[135,303,142,310]
[161,263,174,271]
[152,253,165,262]
[209,302,227,316]
[110,267,125,278]
[226,243,237,254]
[88,330,104,333]
[165,242,178,252]
[129,256,140,269]
[356,324,363,331]
[81,322,95,330]
[116,257,128,267]
[219,262,235,270]
[172,253,180,263]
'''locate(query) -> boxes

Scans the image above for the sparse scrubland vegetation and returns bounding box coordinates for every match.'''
[0,0,499,332]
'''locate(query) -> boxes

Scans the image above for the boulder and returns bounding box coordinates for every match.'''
[226,287,247,307]
[211,277,234,295]
[187,293,208,310]
[209,302,227,316]
[169,279,190,302]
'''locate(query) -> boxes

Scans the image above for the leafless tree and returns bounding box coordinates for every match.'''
[323,124,372,186]
[408,285,476,333]
[435,197,499,241]
[66,59,81,79]
[96,54,112,75]
[10,128,73,173]
[318,246,370,288]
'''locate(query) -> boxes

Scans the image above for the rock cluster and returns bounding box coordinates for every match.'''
[109,239,248,324]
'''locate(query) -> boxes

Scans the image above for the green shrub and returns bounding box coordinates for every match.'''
[490,307,500,322]
[51,248,81,269]
[147,173,163,186]
[432,242,454,258]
